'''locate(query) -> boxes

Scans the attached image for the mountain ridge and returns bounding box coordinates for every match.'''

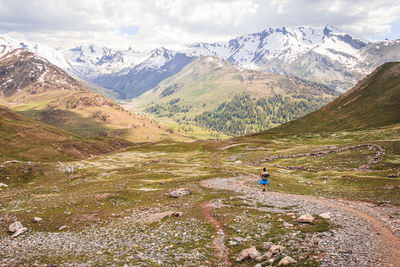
[129,56,339,135]
[0,48,187,142]
[261,61,400,135]
[3,25,400,97]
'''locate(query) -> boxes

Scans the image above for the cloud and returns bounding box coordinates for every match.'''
[0,0,399,50]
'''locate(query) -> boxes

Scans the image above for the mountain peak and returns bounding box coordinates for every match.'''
[323,24,343,36]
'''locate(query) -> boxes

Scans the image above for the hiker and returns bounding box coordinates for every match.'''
[259,167,270,192]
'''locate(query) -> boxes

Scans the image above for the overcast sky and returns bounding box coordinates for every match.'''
[1,0,399,51]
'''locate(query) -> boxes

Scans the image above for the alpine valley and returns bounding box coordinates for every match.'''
[1,20,400,267]
[2,24,399,136]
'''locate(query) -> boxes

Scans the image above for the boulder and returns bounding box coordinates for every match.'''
[319,212,331,220]
[297,213,315,223]
[236,246,260,262]
[170,188,191,198]
[278,256,296,266]
[8,221,27,237]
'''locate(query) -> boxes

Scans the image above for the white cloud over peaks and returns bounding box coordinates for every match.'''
[0,0,399,51]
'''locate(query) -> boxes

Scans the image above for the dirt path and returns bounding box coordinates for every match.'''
[202,175,400,267]
[200,202,231,267]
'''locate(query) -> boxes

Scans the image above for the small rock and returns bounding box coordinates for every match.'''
[170,188,191,198]
[229,240,239,246]
[64,166,75,174]
[269,245,285,255]
[58,225,67,230]
[0,183,8,188]
[236,246,260,262]
[319,212,331,219]
[256,245,286,262]
[173,211,184,217]
[8,221,27,237]
[322,176,330,180]
[249,248,261,259]
[278,183,284,187]
[261,241,273,250]
[235,160,242,164]
[387,174,398,178]
[283,221,293,227]
[297,213,315,223]
[255,252,272,262]
[278,256,296,266]
[33,217,43,223]
[323,180,327,184]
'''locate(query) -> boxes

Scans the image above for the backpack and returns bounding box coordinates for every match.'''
[262,172,269,181]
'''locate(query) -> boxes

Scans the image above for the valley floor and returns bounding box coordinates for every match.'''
[1,125,400,266]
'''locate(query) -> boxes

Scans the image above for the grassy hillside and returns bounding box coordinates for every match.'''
[128,56,338,136]
[0,105,131,162]
[0,49,188,142]
[262,62,400,135]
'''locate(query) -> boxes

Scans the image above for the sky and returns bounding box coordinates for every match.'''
[0,0,399,51]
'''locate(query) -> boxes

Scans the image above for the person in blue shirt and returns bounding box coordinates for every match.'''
[259,167,270,192]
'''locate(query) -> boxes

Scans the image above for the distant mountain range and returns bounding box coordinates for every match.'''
[2,25,400,98]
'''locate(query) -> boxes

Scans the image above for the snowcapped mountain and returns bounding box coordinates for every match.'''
[65,24,400,94]
[65,44,149,80]
[183,25,377,91]
[92,47,194,99]
[3,25,400,97]
[0,34,73,73]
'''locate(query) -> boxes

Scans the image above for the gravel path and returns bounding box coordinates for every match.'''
[201,176,400,267]
[0,208,213,266]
